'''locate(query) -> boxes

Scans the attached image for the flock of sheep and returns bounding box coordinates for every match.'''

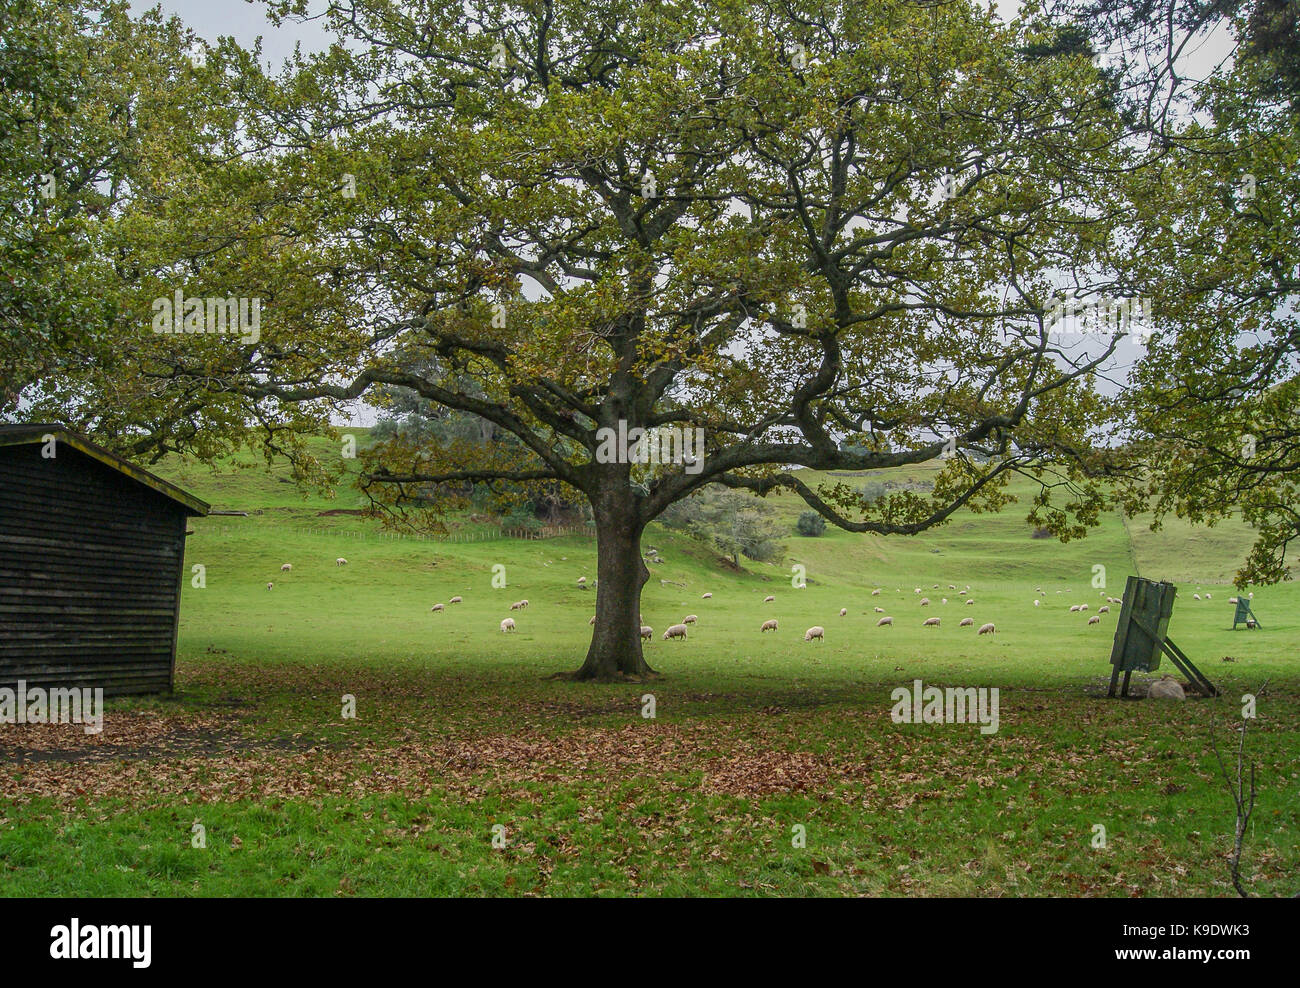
[260,558,1235,644]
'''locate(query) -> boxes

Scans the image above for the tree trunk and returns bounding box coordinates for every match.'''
[574,485,654,681]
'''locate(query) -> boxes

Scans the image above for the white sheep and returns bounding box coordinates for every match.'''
[874,606,884,613]
[510,601,524,610]
[941,598,948,605]
[871,588,882,596]
[1193,593,1201,600]
[517,599,529,609]
[965,599,974,606]
[922,616,941,627]
[876,616,893,627]
[588,615,596,625]
[449,595,463,604]
[663,624,688,641]
[839,607,848,616]
[1080,603,1089,611]
[701,592,713,599]
[1088,615,1100,625]
[280,563,292,572]
[266,582,274,590]
[500,617,516,632]
[959,617,974,627]
[1033,599,1040,607]
[978,622,996,635]
[577,576,586,584]
[431,603,444,612]
[683,614,698,625]
[920,598,931,607]
[949,584,957,590]
[1098,605,1110,614]
[914,587,922,594]
[764,595,775,602]
[640,625,654,640]
[335,558,348,566]
[760,619,778,633]
[1069,604,1082,613]
[804,625,825,642]
[1228,596,1239,604]
[1205,593,1212,599]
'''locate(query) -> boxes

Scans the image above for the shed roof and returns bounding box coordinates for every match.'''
[0,423,211,517]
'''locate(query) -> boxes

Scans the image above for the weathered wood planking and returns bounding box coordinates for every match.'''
[0,426,209,696]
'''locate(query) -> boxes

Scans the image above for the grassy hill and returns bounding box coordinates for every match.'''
[2,432,1294,898]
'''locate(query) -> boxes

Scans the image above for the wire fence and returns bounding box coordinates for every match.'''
[194,522,595,543]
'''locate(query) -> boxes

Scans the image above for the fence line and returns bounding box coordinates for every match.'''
[194,523,595,543]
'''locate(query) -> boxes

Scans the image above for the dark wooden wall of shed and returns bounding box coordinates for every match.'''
[0,443,189,695]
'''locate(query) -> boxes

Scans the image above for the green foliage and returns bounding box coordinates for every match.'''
[796,511,826,537]
[660,485,785,564]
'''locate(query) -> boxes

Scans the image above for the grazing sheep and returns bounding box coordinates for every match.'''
[1205,593,1212,599]
[933,584,939,589]
[764,595,775,602]
[280,563,292,572]
[876,616,893,627]
[949,584,957,590]
[959,617,974,627]
[920,598,931,607]
[1098,605,1110,614]
[922,617,941,627]
[577,576,587,584]
[871,588,882,596]
[874,606,884,613]
[449,595,463,604]
[640,625,654,640]
[1033,599,1040,607]
[1192,593,1201,600]
[266,582,274,590]
[1088,615,1100,625]
[914,587,922,594]
[1228,596,1239,604]
[335,558,348,566]
[977,622,996,636]
[760,619,778,633]
[517,599,529,609]
[965,599,974,606]
[701,592,713,599]
[1069,605,1082,613]
[510,601,524,610]
[839,607,848,616]
[683,614,698,625]
[588,615,596,625]
[663,623,688,641]
[1148,675,1186,700]
[941,598,948,605]
[1080,604,1089,611]
[500,617,516,632]
[804,625,825,642]
[431,603,444,612]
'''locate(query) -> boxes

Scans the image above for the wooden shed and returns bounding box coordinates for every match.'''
[0,424,209,696]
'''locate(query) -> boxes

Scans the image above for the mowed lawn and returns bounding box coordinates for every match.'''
[1,452,1297,897]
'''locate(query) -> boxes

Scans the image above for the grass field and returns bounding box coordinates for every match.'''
[2,436,1296,896]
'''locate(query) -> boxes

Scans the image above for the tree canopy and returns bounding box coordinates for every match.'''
[7,0,1293,676]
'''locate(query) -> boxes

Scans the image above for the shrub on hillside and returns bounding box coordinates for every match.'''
[796,511,826,537]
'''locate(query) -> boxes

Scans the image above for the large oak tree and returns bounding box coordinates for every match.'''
[18,0,1175,679]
